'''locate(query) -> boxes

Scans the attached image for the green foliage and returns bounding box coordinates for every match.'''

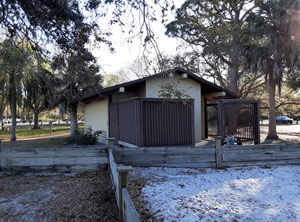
[260,115,268,120]
[0,74,8,120]
[51,49,102,107]
[51,46,102,137]
[242,0,300,90]
[0,0,108,51]
[71,128,101,145]
[288,74,300,90]
[158,73,191,100]
[0,39,31,140]
[23,59,57,115]
[0,125,77,139]
[0,40,29,92]
[166,0,258,94]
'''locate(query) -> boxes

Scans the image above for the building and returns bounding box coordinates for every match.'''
[81,67,238,147]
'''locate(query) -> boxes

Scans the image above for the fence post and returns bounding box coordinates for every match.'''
[0,139,2,170]
[49,121,52,135]
[107,137,116,147]
[117,166,133,222]
[215,136,223,168]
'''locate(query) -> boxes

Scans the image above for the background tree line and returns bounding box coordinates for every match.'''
[121,0,300,140]
[0,0,300,142]
[0,0,174,141]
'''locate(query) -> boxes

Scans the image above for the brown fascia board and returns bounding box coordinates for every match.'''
[81,93,106,104]
[77,67,238,103]
[77,70,171,103]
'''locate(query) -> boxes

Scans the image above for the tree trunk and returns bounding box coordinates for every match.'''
[33,111,40,129]
[227,38,240,137]
[9,73,16,141]
[229,63,239,95]
[0,115,3,131]
[266,78,278,140]
[68,103,78,138]
[228,35,240,95]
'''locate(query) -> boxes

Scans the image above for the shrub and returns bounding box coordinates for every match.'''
[72,128,101,145]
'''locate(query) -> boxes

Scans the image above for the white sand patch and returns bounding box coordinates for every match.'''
[134,166,300,222]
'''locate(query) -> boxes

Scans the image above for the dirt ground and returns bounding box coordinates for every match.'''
[0,171,119,222]
[128,175,161,222]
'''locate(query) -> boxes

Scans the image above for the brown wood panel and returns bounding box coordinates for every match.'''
[110,98,194,147]
[118,101,137,145]
[109,103,119,139]
[141,99,194,147]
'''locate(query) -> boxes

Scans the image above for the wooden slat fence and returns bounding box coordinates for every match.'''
[114,141,300,169]
[215,137,300,168]
[114,146,216,168]
[0,141,107,172]
[108,149,140,222]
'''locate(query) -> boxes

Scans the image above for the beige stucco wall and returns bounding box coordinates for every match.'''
[145,76,202,143]
[84,98,109,136]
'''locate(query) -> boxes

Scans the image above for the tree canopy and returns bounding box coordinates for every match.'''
[0,39,31,140]
[166,0,257,94]
[0,0,108,51]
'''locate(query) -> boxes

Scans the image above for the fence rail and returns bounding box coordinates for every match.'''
[0,142,107,172]
[114,141,300,169]
[114,146,216,168]
[108,149,140,222]
[215,137,300,168]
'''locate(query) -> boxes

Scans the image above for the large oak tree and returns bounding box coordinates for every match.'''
[166,0,257,94]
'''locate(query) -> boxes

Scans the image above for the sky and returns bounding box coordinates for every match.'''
[92,0,185,78]
[0,1,185,80]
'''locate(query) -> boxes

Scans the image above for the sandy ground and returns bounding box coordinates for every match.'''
[0,171,119,222]
[129,124,300,221]
[261,124,300,143]
[130,166,300,222]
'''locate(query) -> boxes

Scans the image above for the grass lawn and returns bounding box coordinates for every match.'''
[0,125,84,140]
[0,125,83,149]
[2,136,70,149]
[0,125,70,139]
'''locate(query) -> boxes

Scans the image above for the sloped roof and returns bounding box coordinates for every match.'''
[79,67,238,103]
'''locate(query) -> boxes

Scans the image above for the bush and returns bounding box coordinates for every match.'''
[72,128,101,145]
[260,115,268,120]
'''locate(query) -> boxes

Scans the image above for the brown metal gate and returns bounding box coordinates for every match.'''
[206,104,218,136]
[109,98,195,147]
[217,99,260,144]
